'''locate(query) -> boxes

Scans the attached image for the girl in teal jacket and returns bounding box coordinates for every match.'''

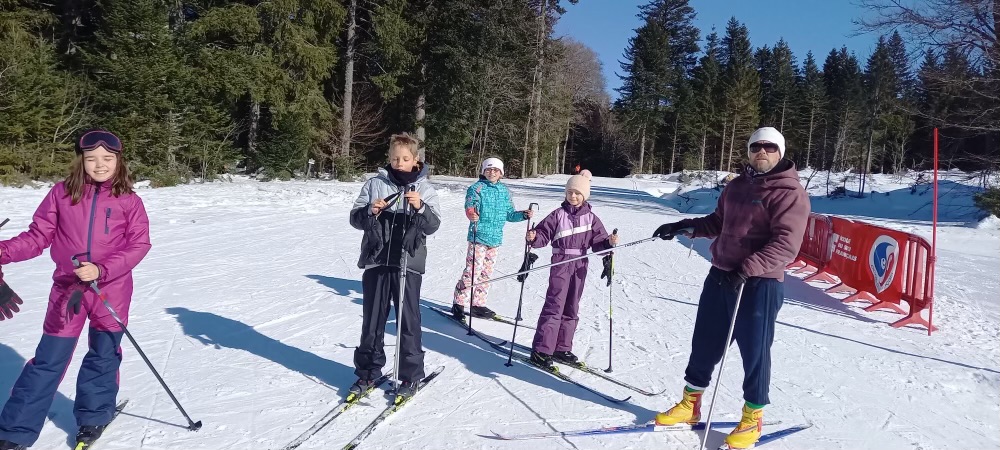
[451,158,532,319]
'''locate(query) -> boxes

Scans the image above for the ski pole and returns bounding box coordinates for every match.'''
[505,203,538,367]
[699,281,746,450]
[604,229,617,373]
[467,221,478,336]
[478,236,659,286]
[70,256,202,431]
[392,185,416,393]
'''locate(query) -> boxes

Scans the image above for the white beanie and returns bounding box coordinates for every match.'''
[481,157,504,176]
[566,169,592,200]
[747,127,786,158]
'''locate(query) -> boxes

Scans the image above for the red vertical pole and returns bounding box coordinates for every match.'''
[928,128,939,336]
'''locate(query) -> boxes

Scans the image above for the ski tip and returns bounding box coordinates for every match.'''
[479,431,507,440]
[426,365,446,379]
[189,420,203,431]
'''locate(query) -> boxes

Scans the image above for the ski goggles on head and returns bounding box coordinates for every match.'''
[749,142,780,154]
[77,130,123,154]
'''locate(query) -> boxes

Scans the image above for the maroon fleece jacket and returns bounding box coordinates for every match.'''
[678,159,810,281]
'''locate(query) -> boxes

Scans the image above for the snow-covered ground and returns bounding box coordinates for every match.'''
[0,170,997,450]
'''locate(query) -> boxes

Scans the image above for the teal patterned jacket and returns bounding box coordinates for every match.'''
[464,177,527,248]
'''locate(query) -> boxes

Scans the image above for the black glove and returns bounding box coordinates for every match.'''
[516,252,538,282]
[723,270,748,293]
[362,216,384,261]
[65,289,83,321]
[402,214,428,257]
[0,279,23,321]
[653,222,686,240]
[600,254,614,286]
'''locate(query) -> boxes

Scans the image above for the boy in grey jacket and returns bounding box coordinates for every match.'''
[347,133,442,400]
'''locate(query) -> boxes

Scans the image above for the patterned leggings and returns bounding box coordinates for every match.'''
[453,242,497,307]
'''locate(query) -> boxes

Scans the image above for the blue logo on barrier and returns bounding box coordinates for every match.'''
[868,235,899,293]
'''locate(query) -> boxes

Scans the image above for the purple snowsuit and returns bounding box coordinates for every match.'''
[530,201,612,355]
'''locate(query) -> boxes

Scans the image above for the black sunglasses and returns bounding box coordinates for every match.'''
[78,131,123,154]
[749,142,780,154]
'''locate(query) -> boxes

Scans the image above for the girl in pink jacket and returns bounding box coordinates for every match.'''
[0,129,151,450]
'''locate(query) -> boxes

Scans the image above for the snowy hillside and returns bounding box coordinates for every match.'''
[0,171,997,450]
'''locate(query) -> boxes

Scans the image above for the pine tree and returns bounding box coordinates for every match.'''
[616,0,698,174]
[822,47,864,171]
[882,31,915,172]
[616,18,671,173]
[859,36,897,192]
[184,0,344,179]
[84,0,196,182]
[759,39,796,133]
[683,30,722,170]
[795,51,826,169]
[719,17,759,171]
[0,3,92,181]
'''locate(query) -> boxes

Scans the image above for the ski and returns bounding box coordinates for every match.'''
[429,305,631,404]
[489,313,535,330]
[484,420,784,440]
[718,423,813,449]
[431,305,661,397]
[518,355,632,404]
[427,306,510,352]
[73,399,129,450]
[281,374,392,450]
[555,361,667,397]
[342,366,445,450]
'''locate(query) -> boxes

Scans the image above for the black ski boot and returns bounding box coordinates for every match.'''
[450,303,465,321]
[347,378,376,402]
[529,351,555,371]
[76,424,108,447]
[394,380,418,404]
[552,351,583,367]
[470,305,497,319]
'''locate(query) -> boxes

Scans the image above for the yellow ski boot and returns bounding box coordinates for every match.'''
[654,386,703,426]
[723,404,764,449]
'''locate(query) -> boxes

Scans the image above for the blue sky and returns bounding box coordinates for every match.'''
[554,0,880,99]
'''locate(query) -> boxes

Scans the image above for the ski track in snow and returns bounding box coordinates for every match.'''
[0,172,996,450]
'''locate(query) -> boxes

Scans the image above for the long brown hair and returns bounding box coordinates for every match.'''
[65,152,135,205]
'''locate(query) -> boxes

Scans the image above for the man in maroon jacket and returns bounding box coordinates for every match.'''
[651,127,810,449]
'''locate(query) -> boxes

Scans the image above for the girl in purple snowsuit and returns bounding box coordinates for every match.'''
[0,129,151,449]
[525,170,617,369]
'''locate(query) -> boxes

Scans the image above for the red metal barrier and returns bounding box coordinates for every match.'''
[787,214,837,284]
[889,235,937,331]
[786,215,937,333]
